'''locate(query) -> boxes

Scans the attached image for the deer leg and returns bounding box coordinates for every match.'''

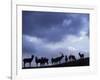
[24,62,25,67]
[47,61,48,65]
[30,62,31,67]
[36,63,38,67]
[59,61,60,64]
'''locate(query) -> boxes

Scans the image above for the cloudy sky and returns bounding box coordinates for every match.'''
[22,11,89,61]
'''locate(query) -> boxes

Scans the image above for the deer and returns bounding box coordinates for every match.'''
[69,55,76,61]
[23,55,34,67]
[79,52,84,59]
[35,56,49,66]
[35,56,41,66]
[42,57,49,65]
[51,53,64,64]
[40,57,49,66]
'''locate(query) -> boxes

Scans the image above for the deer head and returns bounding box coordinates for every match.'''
[32,55,34,58]
[59,52,64,57]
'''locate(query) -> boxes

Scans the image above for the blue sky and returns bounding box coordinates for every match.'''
[22,11,89,60]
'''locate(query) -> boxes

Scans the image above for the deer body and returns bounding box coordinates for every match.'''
[69,55,76,61]
[35,57,49,66]
[51,54,64,64]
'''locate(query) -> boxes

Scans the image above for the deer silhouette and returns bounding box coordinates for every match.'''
[42,57,49,64]
[79,52,84,59]
[69,55,76,61]
[35,56,49,66]
[65,55,68,63]
[51,53,64,64]
[41,57,49,66]
[35,56,41,66]
[23,55,34,67]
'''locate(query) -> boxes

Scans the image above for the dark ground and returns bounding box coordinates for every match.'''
[22,57,89,69]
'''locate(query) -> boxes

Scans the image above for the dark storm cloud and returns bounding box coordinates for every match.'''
[22,11,89,42]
